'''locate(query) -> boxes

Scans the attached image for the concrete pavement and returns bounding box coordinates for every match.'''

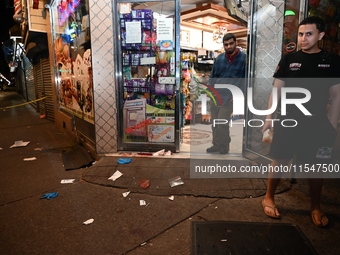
[1,91,340,255]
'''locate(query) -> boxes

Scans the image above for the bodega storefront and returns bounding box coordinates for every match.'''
[48,0,339,158]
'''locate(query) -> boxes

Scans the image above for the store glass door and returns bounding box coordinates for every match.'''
[115,0,180,152]
[244,0,302,162]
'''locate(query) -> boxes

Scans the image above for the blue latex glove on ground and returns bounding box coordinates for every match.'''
[118,158,132,164]
[40,192,59,200]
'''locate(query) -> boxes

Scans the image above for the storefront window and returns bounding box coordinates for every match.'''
[52,0,94,123]
[116,1,179,149]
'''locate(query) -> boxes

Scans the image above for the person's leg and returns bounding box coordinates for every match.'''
[207,102,220,152]
[216,101,233,153]
[309,178,328,226]
[309,178,323,210]
[262,159,290,218]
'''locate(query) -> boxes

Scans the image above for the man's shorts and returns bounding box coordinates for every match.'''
[269,116,338,163]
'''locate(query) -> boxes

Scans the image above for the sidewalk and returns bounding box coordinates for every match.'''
[1,91,340,255]
[83,156,290,198]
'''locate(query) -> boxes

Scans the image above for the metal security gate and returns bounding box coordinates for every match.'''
[34,58,55,121]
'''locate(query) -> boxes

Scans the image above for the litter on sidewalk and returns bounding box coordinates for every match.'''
[152,149,172,156]
[23,157,37,161]
[10,140,31,148]
[139,200,147,206]
[122,191,130,197]
[40,192,58,200]
[60,179,75,184]
[118,158,132,164]
[83,219,94,225]
[169,195,174,201]
[139,179,150,189]
[108,170,123,181]
[168,176,184,187]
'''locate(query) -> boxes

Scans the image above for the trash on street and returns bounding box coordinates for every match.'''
[152,149,172,156]
[83,219,94,225]
[40,192,58,200]
[60,179,75,184]
[168,176,184,187]
[118,158,132,164]
[139,179,150,189]
[122,191,130,197]
[23,157,37,161]
[108,170,123,181]
[10,140,31,148]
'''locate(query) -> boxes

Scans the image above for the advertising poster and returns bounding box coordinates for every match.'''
[55,37,94,123]
[123,99,175,143]
[53,0,94,123]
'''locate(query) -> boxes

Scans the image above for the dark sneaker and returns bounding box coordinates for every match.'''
[206,145,220,153]
[219,146,229,154]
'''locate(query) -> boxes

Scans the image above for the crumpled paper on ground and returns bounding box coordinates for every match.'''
[108,170,123,181]
[83,219,94,225]
[152,149,172,156]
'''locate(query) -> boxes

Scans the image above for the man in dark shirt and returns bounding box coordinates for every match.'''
[207,33,246,154]
[261,16,340,227]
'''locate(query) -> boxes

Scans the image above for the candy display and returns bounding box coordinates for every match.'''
[119,7,177,144]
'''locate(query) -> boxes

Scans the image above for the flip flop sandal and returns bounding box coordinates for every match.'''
[262,199,280,219]
[311,210,329,227]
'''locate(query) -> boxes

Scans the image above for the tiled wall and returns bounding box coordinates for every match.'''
[89,0,118,154]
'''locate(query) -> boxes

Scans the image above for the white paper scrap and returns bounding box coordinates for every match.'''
[139,200,146,206]
[83,218,94,225]
[122,191,130,197]
[60,179,75,184]
[0,147,3,150]
[10,140,31,148]
[169,196,174,201]
[108,170,123,181]
[23,157,37,161]
[153,149,165,156]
